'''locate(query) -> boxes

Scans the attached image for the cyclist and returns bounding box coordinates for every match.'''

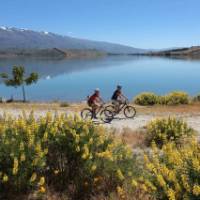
[88,88,104,118]
[111,85,127,112]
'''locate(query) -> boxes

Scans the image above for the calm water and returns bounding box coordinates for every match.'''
[0,56,200,102]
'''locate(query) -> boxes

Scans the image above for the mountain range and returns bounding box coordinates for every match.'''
[0,26,145,56]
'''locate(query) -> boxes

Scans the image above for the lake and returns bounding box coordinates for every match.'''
[0,56,200,102]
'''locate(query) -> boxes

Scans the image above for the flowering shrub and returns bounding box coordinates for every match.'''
[45,114,135,199]
[0,112,134,199]
[146,117,196,148]
[165,91,189,105]
[0,113,199,200]
[143,140,200,200]
[134,92,159,105]
[193,94,200,102]
[134,91,189,105]
[0,113,46,197]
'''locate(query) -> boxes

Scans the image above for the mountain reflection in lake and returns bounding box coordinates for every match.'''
[0,56,200,101]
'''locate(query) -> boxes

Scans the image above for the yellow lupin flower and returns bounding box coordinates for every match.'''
[54,170,59,175]
[30,172,37,182]
[116,186,125,199]
[76,146,80,152]
[89,138,93,145]
[19,142,24,151]
[192,158,200,171]
[91,165,97,171]
[193,185,200,196]
[82,125,89,135]
[32,157,39,166]
[141,184,148,192]
[38,176,45,186]
[44,148,48,155]
[12,157,19,175]
[181,175,191,192]
[116,169,124,181]
[20,153,26,162]
[144,180,157,191]
[35,142,42,153]
[96,150,113,161]
[156,174,166,188]
[75,134,80,143]
[94,176,101,183]
[81,144,89,159]
[167,188,176,200]
[39,186,46,193]
[2,174,8,182]
[81,153,87,159]
[131,179,138,188]
[43,131,48,141]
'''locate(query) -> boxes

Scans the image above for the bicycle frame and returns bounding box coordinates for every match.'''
[89,104,106,117]
[114,101,128,114]
[95,104,105,115]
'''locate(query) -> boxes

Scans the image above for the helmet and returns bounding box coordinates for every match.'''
[95,88,100,92]
[117,85,122,89]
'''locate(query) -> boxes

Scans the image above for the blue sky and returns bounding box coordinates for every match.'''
[0,0,200,49]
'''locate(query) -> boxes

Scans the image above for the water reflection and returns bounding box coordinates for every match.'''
[0,56,200,101]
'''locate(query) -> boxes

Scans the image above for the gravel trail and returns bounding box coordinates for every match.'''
[1,108,200,133]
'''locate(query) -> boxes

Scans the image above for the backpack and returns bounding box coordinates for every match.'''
[87,95,93,106]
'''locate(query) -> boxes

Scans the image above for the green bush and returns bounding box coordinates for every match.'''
[165,91,189,105]
[0,113,135,199]
[145,117,196,148]
[193,94,200,102]
[59,101,69,107]
[0,113,46,198]
[134,92,159,105]
[157,96,167,105]
[0,113,199,200]
[143,140,200,200]
[134,91,190,106]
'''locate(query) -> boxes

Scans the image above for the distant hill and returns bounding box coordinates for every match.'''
[147,46,200,59]
[0,48,105,59]
[0,26,146,56]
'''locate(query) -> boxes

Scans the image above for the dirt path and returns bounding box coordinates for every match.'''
[106,114,200,134]
[1,106,200,134]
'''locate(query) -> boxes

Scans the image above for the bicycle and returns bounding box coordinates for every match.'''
[81,103,114,123]
[105,100,136,119]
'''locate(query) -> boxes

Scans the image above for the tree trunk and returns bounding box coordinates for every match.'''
[22,85,26,102]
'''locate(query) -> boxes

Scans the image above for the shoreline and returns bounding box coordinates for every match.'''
[1,102,200,134]
[1,101,200,112]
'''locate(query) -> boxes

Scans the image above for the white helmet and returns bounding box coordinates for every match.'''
[95,88,100,92]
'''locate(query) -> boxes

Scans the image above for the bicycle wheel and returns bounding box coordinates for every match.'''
[124,105,136,118]
[100,109,114,123]
[81,108,93,120]
[105,105,116,116]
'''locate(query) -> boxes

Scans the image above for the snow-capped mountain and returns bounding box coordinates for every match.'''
[0,26,145,54]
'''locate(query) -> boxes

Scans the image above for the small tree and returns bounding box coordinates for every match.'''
[0,66,38,102]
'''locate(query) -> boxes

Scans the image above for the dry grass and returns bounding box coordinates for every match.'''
[135,102,200,115]
[1,101,200,115]
[0,102,85,113]
[13,188,153,200]
[10,190,70,200]
[115,127,146,148]
[91,187,154,200]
